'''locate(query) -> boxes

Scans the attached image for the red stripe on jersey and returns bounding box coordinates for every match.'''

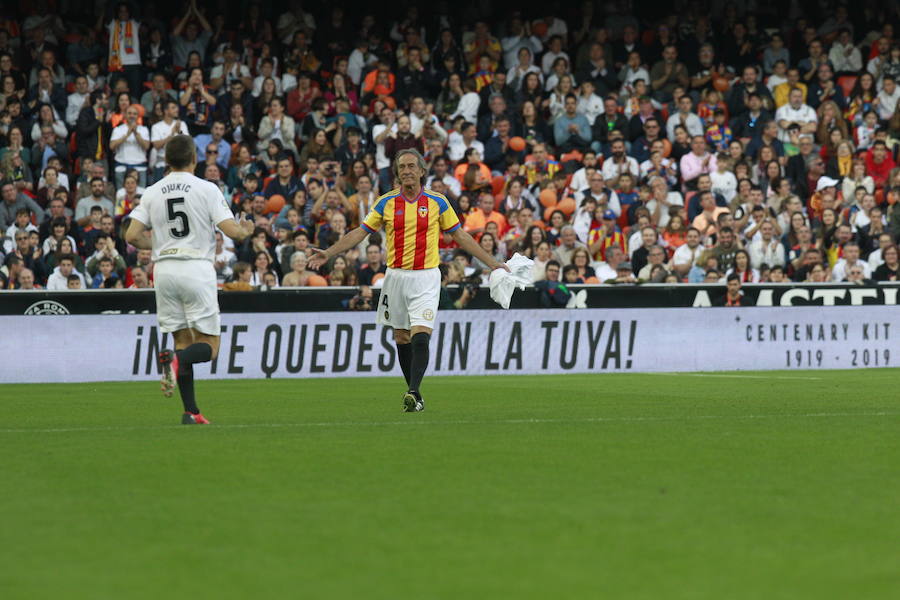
[392,198,406,268]
[413,195,429,269]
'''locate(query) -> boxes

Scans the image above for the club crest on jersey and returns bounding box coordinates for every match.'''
[418,206,428,218]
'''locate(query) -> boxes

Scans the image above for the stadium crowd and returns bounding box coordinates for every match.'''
[1,1,900,295]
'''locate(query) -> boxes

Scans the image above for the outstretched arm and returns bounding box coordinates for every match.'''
[307,227,369,269]
[451,227,509,271]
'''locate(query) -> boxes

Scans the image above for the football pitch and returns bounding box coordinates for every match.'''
[1,371,898,599]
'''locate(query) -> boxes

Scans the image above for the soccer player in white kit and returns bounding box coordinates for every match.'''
[125,135,253,424]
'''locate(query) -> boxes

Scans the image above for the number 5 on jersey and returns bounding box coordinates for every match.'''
[167,197,191,238]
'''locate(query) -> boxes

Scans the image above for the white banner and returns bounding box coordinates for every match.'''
[0,307,895,383]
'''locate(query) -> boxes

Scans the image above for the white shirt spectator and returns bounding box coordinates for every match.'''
[40,233,77,256]
[577,93,604,125]
[774,102,817,142]
[541,50,569,75]
[348,48,377,86]
[619,66,650,98]
[710,170,738,202]
[573,188,622,216]
[544,72,576,92]
[592,261,617,281]
[506,64,542,90]
[5,221,38,238]
[568,167,590,194]
[116,185,145,203]
[766,73,788,92]
[426,173,462,197]
[831,258,872,281]
[628,229,660,258]
[46,266,87,290]
[501,35,543,70]
[748,237,786,269]
[66,91,89,127]
[371,122,397,170]
[110,122,150,165]
[252,74,282,97]
[639,158,679,186]
[447,132,484,162]
[666,112,704,139]
[828,42,862,73]
[210,62,251,88]
[867,56,884,81]
[214,247,236,282]
[410,112,440,137]
[644,192,684,229]
[150,119,190,168]
[107,19,142,66]
[31,120,67,143]
[450,91,480,124]
[875,85,900,121]
[868,248,885,271]
[601,156,640,182]
[673,242,703,271]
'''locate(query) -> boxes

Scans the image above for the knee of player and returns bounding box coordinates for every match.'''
[410,330,431,349]
[393,329,411,344]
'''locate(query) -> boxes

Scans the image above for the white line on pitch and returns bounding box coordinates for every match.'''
[0,412,895,434]
[646,373,824,381]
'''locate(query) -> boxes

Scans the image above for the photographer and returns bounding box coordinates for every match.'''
[439,262,478,309]
[346,284,375,310]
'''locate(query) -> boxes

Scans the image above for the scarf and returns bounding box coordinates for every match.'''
[109,20,135,72]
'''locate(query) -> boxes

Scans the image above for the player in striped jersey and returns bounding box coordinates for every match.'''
[309,149,508,412]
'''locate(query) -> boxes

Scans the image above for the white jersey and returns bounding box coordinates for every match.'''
[130,171,234,263]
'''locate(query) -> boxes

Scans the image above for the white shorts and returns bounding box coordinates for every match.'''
[154,259,221,335]
[377,267,440,331]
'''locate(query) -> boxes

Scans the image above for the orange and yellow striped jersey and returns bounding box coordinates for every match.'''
[361,188,461,270]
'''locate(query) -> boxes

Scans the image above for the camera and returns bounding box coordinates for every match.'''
[462,270,482,297]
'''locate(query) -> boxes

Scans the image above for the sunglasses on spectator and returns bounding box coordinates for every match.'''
[207,149,218,154]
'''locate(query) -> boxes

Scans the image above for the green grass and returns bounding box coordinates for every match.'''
[1,371,898,599]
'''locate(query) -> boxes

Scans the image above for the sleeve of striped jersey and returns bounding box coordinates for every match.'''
[361,198,387,233]
[434,194,461,233]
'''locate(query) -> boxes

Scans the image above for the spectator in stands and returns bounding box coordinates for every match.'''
[0,179,43,230]
[109,104,150,188]
[831,241,872,281]
[553,93,591,152]
[649,45,689,103]
[776,87,818,143]
[680,136,717,191]
[875,75,900,121]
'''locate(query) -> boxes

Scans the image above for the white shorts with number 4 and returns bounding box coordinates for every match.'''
[154,259,221,335]
[377,267,440,330]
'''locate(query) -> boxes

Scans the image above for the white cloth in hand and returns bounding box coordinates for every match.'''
[489,253,535,309]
